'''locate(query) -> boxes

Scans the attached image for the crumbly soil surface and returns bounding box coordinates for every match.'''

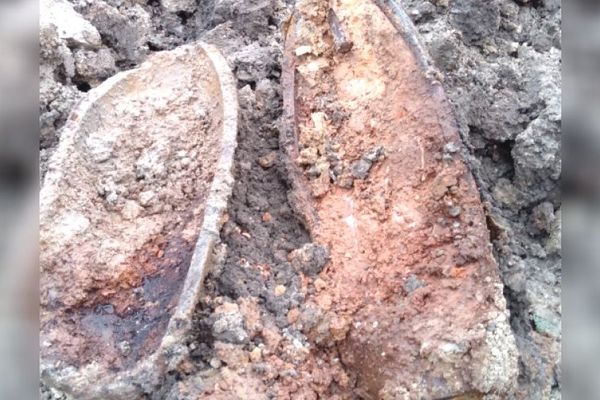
[40,0,561,399]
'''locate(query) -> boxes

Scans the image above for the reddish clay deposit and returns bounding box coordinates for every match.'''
[282,0,518,398]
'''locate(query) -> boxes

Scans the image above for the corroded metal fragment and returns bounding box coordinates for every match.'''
[40,42,238,399]
[328,8,353,54]
[283,0,518,398]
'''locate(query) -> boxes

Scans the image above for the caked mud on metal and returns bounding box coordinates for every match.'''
[40,42,238,399]
[281,0,518,397]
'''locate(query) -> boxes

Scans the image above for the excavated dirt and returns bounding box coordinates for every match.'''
[40,0,561,399]
[41,45,225,374]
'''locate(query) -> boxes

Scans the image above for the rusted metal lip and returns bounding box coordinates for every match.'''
[40,42,238,399]
[372,0,434,71]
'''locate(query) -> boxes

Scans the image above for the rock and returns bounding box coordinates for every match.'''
[350,146,385,180]
[40,24,77,79]
[261,212,272,222]
[448,206,462,217]
[351,159,372,180]
[298,147,319,166]
[310,171,331,198]
[288,243,330,276]
[274,285,287,297]
[162,0,197,13]
[543,0,562,12]
[40,77,81,149]
[232,42,280,83]
[504,271,526,293]
[363,146,385,163]
[258,151,277,169]
[73,48,117,83]
[136,148,167,180]
[530,202,556,234]
[297,305,322,333]
[329,315,351,342]
[512,117,561,191]
[450,0,500,44]
[40,0,102,49]
[480,89,528,142]
[213,303,249,344]
[531,310,561,339]
[117,341,131,356]
[313,278,327,291]
[404,274,426,294]
[282,330,311,360]
[212,0,274,38]
[209,358,222,369]
[121,200,142,220]
[40,22,83,155]
[302,310,333,347]
[431,173,458,200]
[409,1,436,23]
[82,1,151,63]
[249,347,262,363]
[139,191,156,207]
[493,178,521,207]
[430,34,461,72]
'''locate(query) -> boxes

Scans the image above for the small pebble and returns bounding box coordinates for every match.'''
[118,341,131,355]
[275,285,286,296]
[139,190,155,207]
[449,206,462,217]
[262,212,272,222]
[351,159,372,180]
[209,358,222,369]
[258,151,278,169]
[249,347,262,363]
[363,146,385,162]
[404,274,426,294]
[314,278,327,291]
[444,142,460,154]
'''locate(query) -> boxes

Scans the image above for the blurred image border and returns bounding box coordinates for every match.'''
[0,0,40,399]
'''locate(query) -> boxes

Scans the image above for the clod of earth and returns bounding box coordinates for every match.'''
[282,0,518,398]
[40,0,101,49]
[40,42,238,400]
